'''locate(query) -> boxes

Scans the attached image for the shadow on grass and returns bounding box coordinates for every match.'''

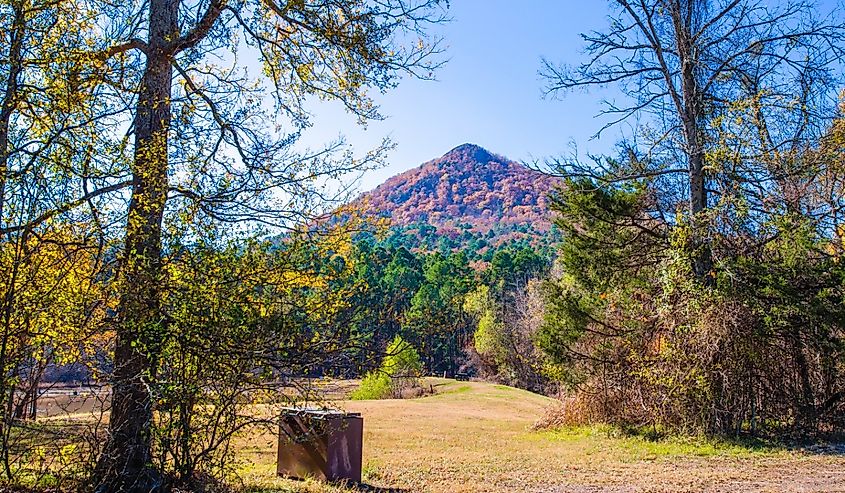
[791,433,845,456]
[615,424,785,451]
[350,484,408,493]
[241,481,408,493]
[615,424,845,456]
[800,443,845,455]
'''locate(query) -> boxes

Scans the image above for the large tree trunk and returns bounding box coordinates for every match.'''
[686,126,713,281]
[673,2,712,282]
[95,0,177,490]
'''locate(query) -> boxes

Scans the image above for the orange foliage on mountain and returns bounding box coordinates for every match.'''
[355,144,561,234]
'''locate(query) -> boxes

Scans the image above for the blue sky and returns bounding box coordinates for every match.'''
[297,1,622,192]
[297,0,841,193]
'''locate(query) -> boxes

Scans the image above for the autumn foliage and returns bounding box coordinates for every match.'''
[355,144,561,245]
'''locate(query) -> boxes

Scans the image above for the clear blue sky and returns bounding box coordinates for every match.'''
[297,0,840,193]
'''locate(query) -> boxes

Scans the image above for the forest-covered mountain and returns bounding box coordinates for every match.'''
[353,144,561,255]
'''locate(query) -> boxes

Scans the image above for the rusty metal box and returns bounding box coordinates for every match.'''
[277,408,363,483]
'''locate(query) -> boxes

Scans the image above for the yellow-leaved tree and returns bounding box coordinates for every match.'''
[0,0,123,483]
[3,0,448,489]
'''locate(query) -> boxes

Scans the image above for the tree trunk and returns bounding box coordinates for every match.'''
[95,0,177,490]
[673,3,712,282]
[0,0,24,230]
[791,330,817,433]
[0,0,25,481]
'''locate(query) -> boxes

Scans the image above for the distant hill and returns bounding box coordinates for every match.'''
[353,144,561,253]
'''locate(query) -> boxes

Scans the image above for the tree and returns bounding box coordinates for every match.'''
[542,0,845,281]
[467,265,552,393]
[332,241,424,375]
[484,247,546,292]
[406,252,473,374]
[464,285,504,374]
[538,157,845,435]
[351,334,422,399]
[0,0,120,482]
[142,227,363,487]
[0,229,108,481]
[36,0,448,490]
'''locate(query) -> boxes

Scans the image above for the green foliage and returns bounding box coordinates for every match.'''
[464,272,552,393]
[537,177,662,370]
[382,334,424,378]
[405,252,474,373]
[539,169,845,437]
[350,372,392,400]
[328,232,553,381]
[536,0,845,439]
[484,247,547,290]
[351,335,422,400]
[152,231,363,482]
[464,285,504,363]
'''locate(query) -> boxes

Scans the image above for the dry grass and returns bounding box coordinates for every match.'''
[237,379,845,493]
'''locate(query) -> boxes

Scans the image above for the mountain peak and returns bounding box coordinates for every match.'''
[442,143,495,164]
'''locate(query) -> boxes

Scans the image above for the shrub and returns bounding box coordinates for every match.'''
[532,396,598,431]
[351,335,423,400]
[350,372,392,400]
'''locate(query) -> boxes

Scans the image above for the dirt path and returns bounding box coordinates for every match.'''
[536,457,845,492]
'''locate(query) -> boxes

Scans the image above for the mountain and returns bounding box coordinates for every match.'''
[353,144,561,253]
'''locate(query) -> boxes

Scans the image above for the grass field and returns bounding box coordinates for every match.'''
[236,379,845,493]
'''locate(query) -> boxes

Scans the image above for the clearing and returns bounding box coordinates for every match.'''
[240,379,845,493]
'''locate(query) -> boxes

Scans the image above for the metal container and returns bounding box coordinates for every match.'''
[277,408,363,483]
